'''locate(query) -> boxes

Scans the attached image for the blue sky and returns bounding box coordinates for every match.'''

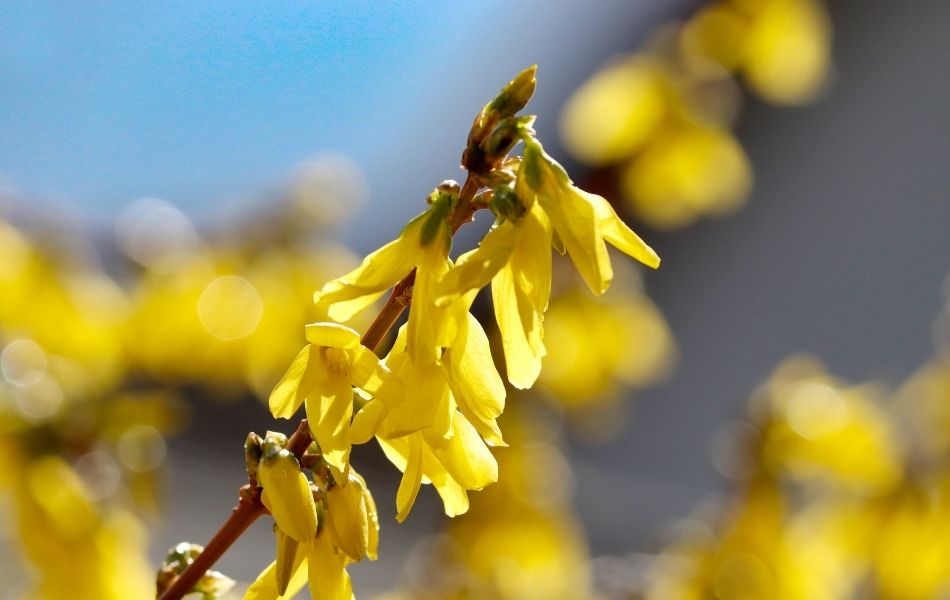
[0,2,490,221]
[0,1,670,243]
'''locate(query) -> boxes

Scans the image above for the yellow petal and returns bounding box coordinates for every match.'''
[514,203,554,315]
[321,285,387,324]
[244,554,308,600]
[445,312,506,446]
[349,399,388,445]
[269,345,323,420]
[421,384,456,449]
[389,434,424,523]
[313,224,421,321]
[436,220,519,305]
[429,465,469,518]
[274,526,300,596]
[588,190,660,268]
[432,415,498,490]
[492,263,542,389]
[541,184,612,294]
[405,248,452,367]
[348,346,386,392]
[304,373,354,478]
[304,322,361,349]
[258,451,317,543]
[308,534,354,600]
[378,358,443,437]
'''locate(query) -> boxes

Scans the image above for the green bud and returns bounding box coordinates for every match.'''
[521,140,544,191]
[481,115,536,165]
[262,430,289,459]
[464,66,538,174]
[156,543,235,599]
[420,181,458,246]
[485,65,538,121]
[491,185,527,222]
[244,432,263,480]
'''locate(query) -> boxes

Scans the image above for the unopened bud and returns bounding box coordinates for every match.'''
[244,432,263,480]
[262,431,289,458]
[325,471,379,561]
[156,543,235,598]
[485,65,538,121]
[482,115,536,166]
[258,449,318,543]
[464,66,538,174]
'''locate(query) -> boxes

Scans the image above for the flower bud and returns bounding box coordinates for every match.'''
[464,65,538,173]
[324,472,379,561]
[482,115,536,166]
[244,432,263,481]
[258,449,318,543]
[485,65,538,121]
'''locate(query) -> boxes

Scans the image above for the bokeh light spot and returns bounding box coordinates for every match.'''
[197,275,264,340]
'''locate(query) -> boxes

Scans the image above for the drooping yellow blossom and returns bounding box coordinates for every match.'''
[352,310,506,448]
[269,322,386,476]
[312,184,464,366]
[438,198,552,389]
[245,534,355,600]
[350,326,500,521]
[438,138,659,389]
[522,137,660,295]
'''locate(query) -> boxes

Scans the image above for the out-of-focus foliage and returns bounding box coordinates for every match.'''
[640,314,950,600]
[538,259,675,416]
[0,157,367,598]
[560,0,832,229]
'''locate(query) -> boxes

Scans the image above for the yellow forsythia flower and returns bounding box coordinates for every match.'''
[438,200,553,389]
[269,322,386,476]
[522,137,660,294]
[313,185,466,366]
[350,326,501,521]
